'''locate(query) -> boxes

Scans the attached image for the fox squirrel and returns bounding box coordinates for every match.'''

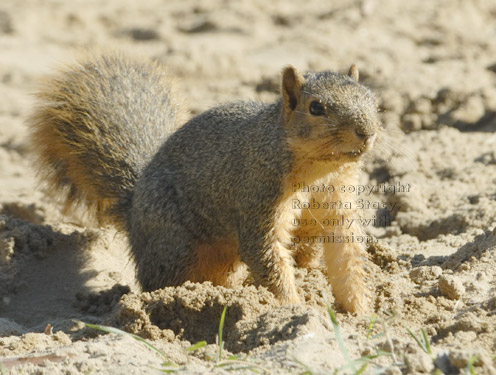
[28,53,380,314]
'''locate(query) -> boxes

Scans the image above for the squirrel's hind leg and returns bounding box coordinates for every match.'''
[131,225,247,290]
[292,207,325,270]
[131,220,197,291]
[185,237,248,287]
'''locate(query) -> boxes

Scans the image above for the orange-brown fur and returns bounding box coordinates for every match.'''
[186,237,245,287]
[273,156,370,313]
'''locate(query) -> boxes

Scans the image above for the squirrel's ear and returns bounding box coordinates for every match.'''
[282,66,305,112]
[348,64,359,82]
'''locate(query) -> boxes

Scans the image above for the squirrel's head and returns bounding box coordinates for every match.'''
[281,65,380,162]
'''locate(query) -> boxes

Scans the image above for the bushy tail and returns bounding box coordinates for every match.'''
[28,53,188,229]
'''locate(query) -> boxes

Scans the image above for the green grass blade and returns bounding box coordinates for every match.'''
[421,329,432,355]
[226,367,254,373]
[83,322,173,364]
[355,362,369,374]
[464,355,478,375]
[0,361,7,375]
[187,341,207,352]
[366,313,377,340]
[157,368,182,373]
[218,305,228,362]
[336,350,393,373]
[370,332,385,340]
[405,326,428,354]
[327,308,352,362]
[215,359,269,373]
[290,356,314,375]
[374,350,393,357]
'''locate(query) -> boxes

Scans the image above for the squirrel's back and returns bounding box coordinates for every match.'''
[29,53,188,227]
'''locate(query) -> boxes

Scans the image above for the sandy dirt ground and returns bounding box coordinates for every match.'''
[1,0,496,374]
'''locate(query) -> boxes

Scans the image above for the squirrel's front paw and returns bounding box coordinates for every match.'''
[276,288,302,305]
[337,290,371,315]
[270,279,302,305]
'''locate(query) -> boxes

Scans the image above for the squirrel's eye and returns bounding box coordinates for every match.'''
[309,101,325,116]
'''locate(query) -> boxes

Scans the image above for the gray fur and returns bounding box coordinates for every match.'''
[129,101,291,289]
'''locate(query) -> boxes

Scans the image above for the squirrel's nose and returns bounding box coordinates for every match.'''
[355,127,377,149]
[354,127,376,140]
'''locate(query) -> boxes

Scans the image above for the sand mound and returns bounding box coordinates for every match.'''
[111,269,333,353]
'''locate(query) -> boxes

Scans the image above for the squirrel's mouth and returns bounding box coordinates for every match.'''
[346,132,377,156]
[338,143,375,160]
[344,150,364,157]
[307,132,377,161]
[317,149,363,161]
